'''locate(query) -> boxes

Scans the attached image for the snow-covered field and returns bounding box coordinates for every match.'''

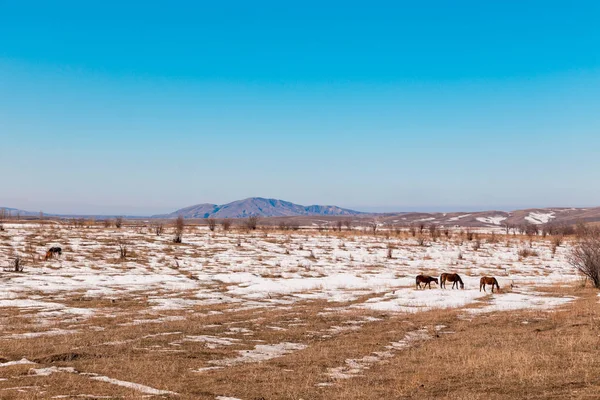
[0,222,580,398]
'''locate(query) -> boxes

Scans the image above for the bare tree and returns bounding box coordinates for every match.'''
[173,215,185,243]
[207,218,217,232]
[153,222,164,236]
[343,218,353,231]
[12,256,24,272]
[222,219,232,231]
[115,216,124,229]
[387,243,394,259]
[117,240,128,260]
[569,228,600,288]
[103,218,112,228]
[245,215,259,230]
[336,220,343,232]
[409,224,416,237]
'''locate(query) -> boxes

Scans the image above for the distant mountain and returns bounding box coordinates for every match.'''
[0,207,39,217]
[155,198,364,219]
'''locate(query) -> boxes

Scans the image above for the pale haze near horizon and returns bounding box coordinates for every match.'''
[2,2,599,215]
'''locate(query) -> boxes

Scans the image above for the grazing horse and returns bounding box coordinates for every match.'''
[44,246,62,260]
[440,273,464,289]
[416,275,439,290]
[480,276,500,293]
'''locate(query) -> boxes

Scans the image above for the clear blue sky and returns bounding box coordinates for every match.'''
[1,1,599,215]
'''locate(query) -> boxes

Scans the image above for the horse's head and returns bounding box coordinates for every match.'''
[460,281,465,289]
[434,278,439,284]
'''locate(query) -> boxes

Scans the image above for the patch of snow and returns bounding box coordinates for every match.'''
[476,216,507,226]
[0,358,36,368]
[525,212,556,225]
[202,342,307,369]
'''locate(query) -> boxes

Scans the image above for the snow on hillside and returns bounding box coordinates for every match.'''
[476,216,507,226]
[525,212,556,225]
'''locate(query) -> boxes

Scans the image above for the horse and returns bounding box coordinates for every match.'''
[440,273,464,289]
[44,246,62,261]
[416,274,439,290]
[480,276,500,293]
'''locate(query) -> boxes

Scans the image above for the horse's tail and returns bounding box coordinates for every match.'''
[44,251,51,261]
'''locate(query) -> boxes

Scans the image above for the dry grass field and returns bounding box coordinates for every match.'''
[0,221,597,399]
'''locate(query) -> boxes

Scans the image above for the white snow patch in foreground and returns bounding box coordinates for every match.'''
[0,358,36,368]
[326,329,432,381]
[468,292,573,314]
[177,335,240,349]
[29,366,77,376]
[89,375,177,396]
[26,365,177,396]
[2,329,78,340]
[200,342,307,370]
[359,288,487,312]
[216,397,243,400]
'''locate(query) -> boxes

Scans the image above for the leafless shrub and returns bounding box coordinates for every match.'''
[472,236,482,251]
[12,256,24,272]
[222,219,232,231]
[458,251,463,260]
[569,229,600,288]
[417,235,427,247]
[368,219,378,234]
[552,235,564,248]
[245,215,259,230]
[117,241,128,260]
[336,220,343,232]
[207,218,217,232]
[387,243,394,259]
[518,248,539,259]
[466,229,474,241]
[428,224,440,241]
[115,216,124,229]
[173,215,185,243]
[153,222,164,236]
[343,218,353,231]
[443,228,451,239]
[489,232,498,244]
[418,223,425,234]
[103,219,112,228]
[409,225,416,237]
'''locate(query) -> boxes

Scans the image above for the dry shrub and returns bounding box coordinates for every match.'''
[115,216,124,229]
[173,215,185,243]
[222,219,232,231]
[207,218,217,232]
[569,228,600,288]
[245,215,259,230]
[518,248,539,259]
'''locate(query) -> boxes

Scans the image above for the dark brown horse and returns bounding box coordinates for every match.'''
[440,273,464,289]
[44,246,62,261]
[480,276,500,293]
[416,275,439,289]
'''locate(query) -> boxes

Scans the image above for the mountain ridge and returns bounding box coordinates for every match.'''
[154,197,364,219]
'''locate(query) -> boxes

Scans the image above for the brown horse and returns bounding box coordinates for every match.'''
[440,273,464,289]
[44,247,62,261]
[480,276,500,293]
[416,275,439,289]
